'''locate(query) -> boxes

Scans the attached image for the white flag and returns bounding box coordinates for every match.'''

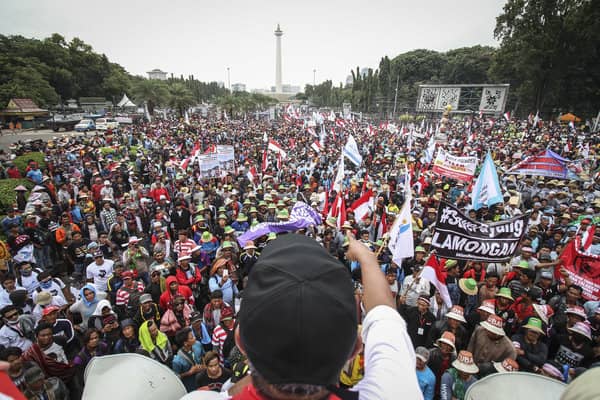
[388,189,414,264]
[343,134,363,166]
[333,155,345,192]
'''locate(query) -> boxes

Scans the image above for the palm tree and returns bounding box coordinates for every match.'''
[167,82,195,116]
[132,79,169,115]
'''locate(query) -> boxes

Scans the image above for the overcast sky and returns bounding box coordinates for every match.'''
[2,0,506,90]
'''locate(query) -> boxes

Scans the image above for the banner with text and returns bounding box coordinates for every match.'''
[559,237,600,301]
[432,148,478,182]
[216,145,235,175]
[431,201,529,262]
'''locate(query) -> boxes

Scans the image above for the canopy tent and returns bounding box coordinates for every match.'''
[559,112,581,122]
[117,94,136,108]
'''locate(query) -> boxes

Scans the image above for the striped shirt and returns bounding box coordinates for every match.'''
[174,239,197,258]
[211,323,233,366]
[115,281,145,306]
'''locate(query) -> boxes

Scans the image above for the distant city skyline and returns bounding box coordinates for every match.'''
[1,0,506,91]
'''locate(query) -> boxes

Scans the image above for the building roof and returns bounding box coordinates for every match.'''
[0,98,48,116]
[4,98,47,113]
[148,69,167,74]
[79,97,108,104]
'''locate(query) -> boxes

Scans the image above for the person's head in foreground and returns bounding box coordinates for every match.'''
[232,234,359,399]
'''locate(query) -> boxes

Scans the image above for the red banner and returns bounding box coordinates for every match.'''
[559,237,600,301]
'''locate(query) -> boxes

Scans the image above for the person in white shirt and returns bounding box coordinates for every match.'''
[86,250,115,292]
[401,266,431,308]
[32,271,71,304]
[0,305,34,351]
[0,274,26,308]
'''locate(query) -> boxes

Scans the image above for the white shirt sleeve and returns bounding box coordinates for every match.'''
[354,305,423,400]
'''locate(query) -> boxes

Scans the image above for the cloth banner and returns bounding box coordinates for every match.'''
[559,237,600,301]
[506,149,572,179]
[236,202,322,246]
[216,145,235,175]
[431,201,529,262]
[432,148,478,182]
[198,154,219,179]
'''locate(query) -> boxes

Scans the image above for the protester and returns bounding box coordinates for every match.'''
[1,110,599,399]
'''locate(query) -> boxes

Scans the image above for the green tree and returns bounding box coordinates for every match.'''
[167,82,195,116]
[132,79,169,115]
[491,0,599,115]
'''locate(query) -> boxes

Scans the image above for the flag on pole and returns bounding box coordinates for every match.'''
[328,110,336,122]
[247,166,258,185]
[268,139,287,158]
[533,111,540,127]
[333,155,345,192]
[261,149,269,172]
[421,255,452,307]
[184,110,190,125]
[350,190,374,222]
[310,141,322,153]
[503,111,511,121]
[387,192,414,264]
[327,191,347,229]
[422,135,436,164]
[343,134,363,166]
[376,212,388,240]
[471,152,503,211]
[368,124,376,136]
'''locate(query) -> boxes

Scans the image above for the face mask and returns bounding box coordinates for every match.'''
[6,318,19,325]
[21,270,32,277]
[40,280,52,289]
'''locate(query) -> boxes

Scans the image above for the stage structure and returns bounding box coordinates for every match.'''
[416,84,509,115]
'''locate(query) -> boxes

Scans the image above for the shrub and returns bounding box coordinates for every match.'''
[0,178,34,213]
[13,152,46,174]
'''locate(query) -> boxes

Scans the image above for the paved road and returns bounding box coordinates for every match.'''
[0,129,84,147]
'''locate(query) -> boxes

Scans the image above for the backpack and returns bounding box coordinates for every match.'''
[122,286,142,315]
[220,321,237,362]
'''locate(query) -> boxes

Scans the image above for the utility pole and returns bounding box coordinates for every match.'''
[313,69,316,86]
[392,74,400,119]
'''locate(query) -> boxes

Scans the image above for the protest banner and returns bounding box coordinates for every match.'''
[216,145,235,175]
[198,154,219,179]
[431,201,529,262]
[432,148,478,182]
[236,202,322,246]
[559,237,600,301]
[506,149,571,179]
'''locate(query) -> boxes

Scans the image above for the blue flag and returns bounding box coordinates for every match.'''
[472,152,503,211]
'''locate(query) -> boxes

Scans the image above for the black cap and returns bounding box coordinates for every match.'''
[238,234,357,386]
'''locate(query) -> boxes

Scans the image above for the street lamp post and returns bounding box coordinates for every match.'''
[313,69,316,86]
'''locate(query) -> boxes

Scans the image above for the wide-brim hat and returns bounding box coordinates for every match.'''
[495,288,514,301]
[568,322,592,341]
[436,332,456,351]
[452,351,479,374]
[458,278,478,296]
[523,317,545,335]
[446,306,467,323]
[493,358,519,373]
[35,291,53,306]
[481,317,506,336]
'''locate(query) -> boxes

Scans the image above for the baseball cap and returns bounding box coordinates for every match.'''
[238,234,357,386]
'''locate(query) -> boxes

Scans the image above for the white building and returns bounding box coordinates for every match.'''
[232,83,247,92]
[147,69,168,80]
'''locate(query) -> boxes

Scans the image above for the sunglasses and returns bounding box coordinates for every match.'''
[5,312,18,319]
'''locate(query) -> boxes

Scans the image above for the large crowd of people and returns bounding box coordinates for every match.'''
[0,110,599,399]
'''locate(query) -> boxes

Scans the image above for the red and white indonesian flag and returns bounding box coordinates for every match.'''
[503,111,511,121]
[268,139,287,159]
[350,190,374,221]
[311,141,322,153]
[421,255,452,307]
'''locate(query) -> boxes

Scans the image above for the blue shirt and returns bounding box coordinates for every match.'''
[209,274,238,305]
[26,169,43,184]
[172,341,204,392]
[416,366,436,400]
